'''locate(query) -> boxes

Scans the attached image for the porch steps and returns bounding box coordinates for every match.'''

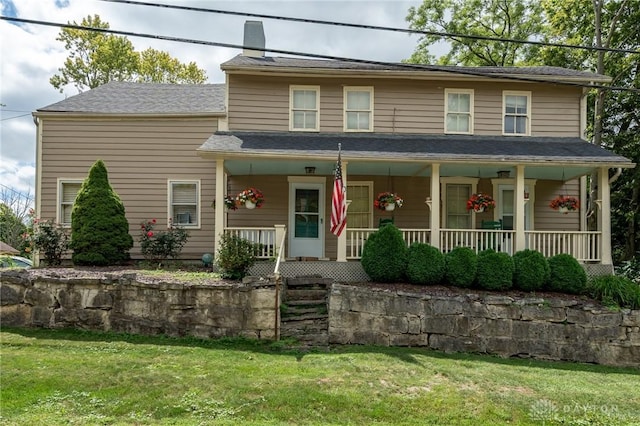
[280,275,332,346]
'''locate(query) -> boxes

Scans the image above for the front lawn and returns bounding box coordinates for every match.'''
[1,328,638,425]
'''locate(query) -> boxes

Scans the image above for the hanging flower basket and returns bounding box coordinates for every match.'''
[549,196,579,214]
[224,195,238,210]
[374,192,403,211]
[467,193,495,213]
[236,187,264,209]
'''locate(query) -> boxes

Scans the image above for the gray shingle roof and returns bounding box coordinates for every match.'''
[37,82,226,114]
[199,131,632,166]
[221,55,610,82]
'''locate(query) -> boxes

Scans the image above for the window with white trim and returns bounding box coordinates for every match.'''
[169,180,199,227]
[290,85,319,131]
[344,86,373,131]
[441,177,479,229]
[503,91,531,135]
[58,180,82,226]
[346,182,373,228]
[445,89,473,134]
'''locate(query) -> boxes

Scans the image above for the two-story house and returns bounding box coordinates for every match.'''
[33,21,633,278]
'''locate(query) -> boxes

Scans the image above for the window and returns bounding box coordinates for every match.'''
[445,89,473,134]
[290,85,319,131]
[169,180,199,227]
[503,91,531,135]
[441,177,479,229]
[58,180,82,226]
[346,182,373,228]
[344,87,373,131]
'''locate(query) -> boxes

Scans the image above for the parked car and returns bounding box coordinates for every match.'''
[0,255,33,269]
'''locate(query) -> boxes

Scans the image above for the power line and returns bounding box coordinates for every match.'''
[1,113,31,121]
[99,0,640,56]
[0,184,34,202]
[1,15,637,93]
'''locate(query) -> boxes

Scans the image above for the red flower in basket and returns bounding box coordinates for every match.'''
[466,193,495,212]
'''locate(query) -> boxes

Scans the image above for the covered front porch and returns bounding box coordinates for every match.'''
[198,132,633,269]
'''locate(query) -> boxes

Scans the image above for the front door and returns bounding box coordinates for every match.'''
[289,182,324,258]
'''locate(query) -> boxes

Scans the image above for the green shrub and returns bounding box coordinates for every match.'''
[139,219,189,267]
[547,254,587,294]
[587,275,640,309]
[476,249,514,291]
[70,160,133,265]
[512,249,550,291]
[444,247,477,288]
[406,243,445,285]
[216,233,260,280]
[361,224,408,282]
[29,219,69,266]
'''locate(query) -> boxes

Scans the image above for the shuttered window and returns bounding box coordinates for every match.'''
[169,180,199,226]
[59,181,82,225]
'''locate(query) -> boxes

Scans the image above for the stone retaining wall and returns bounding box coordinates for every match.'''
[0,270,279,339]
[329,284,639,368]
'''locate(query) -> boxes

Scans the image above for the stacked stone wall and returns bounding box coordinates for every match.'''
[329,284,639,368]
[1,270,279,340]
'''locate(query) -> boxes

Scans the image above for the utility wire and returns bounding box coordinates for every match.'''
[1,16,637,93]
[1,113,31,121]
[99,0,640,56]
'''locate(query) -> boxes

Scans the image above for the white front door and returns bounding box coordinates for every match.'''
[289,182,325,258]
[498,185,532,230]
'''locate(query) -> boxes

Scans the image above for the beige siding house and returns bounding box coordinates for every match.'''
[33,26,633,276]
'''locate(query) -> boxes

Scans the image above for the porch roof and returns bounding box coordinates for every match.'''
[197,132,633,180]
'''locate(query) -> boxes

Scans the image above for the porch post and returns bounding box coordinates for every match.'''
[515,164,526,252]
[214,159,225,262]
[337,161,348,262]
[598,167,613,265]
[430,163,441,249]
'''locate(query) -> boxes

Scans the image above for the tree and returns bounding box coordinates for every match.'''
[50,15,207,93]
[0,203,27,254]
[405,0,544,66]
[70,160,133,265]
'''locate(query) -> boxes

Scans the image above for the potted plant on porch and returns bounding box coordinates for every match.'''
[236,187,264,209]
[549,195,579,214]
[466,193,495,213]
[374,192,404,211]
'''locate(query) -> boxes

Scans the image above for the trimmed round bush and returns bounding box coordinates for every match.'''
[406,242,445,285]
[444,246,477,288]
[361,224,408,282]
[547,254,587,294]
[587,275,640,309]
[476,249,514,291]
[512,249,550,291]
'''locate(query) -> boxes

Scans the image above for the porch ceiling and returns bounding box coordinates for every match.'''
[222,158,596,181]
[198,131,633,180]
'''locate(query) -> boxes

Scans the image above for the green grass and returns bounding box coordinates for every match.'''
[1,328,638,425]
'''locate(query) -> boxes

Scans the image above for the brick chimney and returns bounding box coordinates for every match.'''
[243,21,265,57]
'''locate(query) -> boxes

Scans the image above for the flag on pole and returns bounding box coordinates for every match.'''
[330,144,347,236]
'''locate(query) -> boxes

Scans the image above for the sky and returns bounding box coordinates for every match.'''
[0,0,430,210]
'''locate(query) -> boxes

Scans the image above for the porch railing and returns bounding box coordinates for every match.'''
[346,228,431,259]
[440,229,516,255]
[225,227,277,259]
[525,231,601,262]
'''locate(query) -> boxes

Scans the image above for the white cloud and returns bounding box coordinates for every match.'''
[1,0,426,206]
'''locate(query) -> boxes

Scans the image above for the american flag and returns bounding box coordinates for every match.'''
[330,147,347,236]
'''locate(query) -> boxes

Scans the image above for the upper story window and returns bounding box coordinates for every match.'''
[290,85,319,131]
[445,89,474,134]
[503,91,531,136]
[344,86,373,132]
[169,180,200,228]
[58,179,82,226]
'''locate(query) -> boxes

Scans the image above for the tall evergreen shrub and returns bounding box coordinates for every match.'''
[406,242,445,285]
[547,254,587,294]
[71,160,133,265]
[444,246,477,288]
[476,249,514,291]
[512,249,550,291]
[361,224,408,282]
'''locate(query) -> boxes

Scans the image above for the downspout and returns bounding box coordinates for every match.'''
[609,168,622,185]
